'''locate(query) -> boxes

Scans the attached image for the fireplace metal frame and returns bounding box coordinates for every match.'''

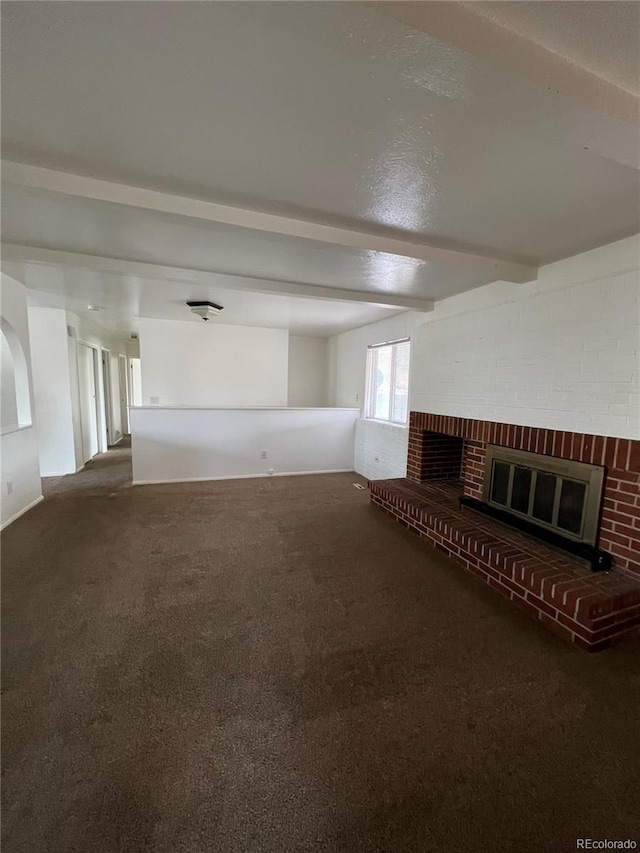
[482,445,604,546]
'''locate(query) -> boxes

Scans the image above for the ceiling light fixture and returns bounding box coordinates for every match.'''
[187,300,224,321]
[87,305,102,311]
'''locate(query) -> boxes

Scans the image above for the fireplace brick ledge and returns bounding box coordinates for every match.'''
[370,477,640,651]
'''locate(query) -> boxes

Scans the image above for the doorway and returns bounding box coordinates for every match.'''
[118,354,129,435]
[78,343,99,463]
[101,349,113,447]
[129,357,142,407]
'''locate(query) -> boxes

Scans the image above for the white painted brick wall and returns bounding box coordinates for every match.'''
[332,311,427,409]
[354,418,409,480]
[331,235,640,479]
[411,237,640,439]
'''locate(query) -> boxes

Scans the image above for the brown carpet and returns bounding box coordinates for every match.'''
[2,443,640,853]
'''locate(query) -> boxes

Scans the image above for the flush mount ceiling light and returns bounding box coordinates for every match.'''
[187,300,224,321]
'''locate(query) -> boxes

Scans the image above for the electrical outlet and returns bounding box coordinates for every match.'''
[150,396,160,405]
[260,450,267,459]
[355,393,359,402]
[6,481,13,495]
[268,468,274,475]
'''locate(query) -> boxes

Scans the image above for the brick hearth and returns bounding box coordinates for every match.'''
[370,412,640,651]
[371,478,640,651]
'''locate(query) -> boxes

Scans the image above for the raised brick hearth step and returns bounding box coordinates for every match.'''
[370,477,640,651]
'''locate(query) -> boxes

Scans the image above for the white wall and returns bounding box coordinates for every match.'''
[331,311,427,410]
[354,418,411,482]
[410,235,640,438]
[130,406,359,484]
[0,274,43,528]
[139,318,289,407]
[1,330,19,429]
[287,335,329,407]
[330,235,640,480]
[28,307,77,475]
[329,311,428,479]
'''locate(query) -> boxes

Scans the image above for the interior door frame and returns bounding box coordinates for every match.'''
[100,348,113,448]
[128,356,142,407]
[77,341,101,462]
[118,353,130,435]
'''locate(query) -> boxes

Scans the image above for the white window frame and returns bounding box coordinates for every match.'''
[364,337,410,426]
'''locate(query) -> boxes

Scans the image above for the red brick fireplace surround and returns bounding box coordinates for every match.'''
[370,412,640,651]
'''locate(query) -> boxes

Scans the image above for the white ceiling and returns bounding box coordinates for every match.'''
[465,1,640,95]
[1,1,638,338]
[12,261,398,338]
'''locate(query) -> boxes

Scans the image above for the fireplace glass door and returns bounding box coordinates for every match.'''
[483,445,604,546]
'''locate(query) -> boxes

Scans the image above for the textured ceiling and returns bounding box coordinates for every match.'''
[465,1,640,95]
[1,1,638,336]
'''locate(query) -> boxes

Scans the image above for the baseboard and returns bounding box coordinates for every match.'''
[1,495,45,531]
[132,468,354,486]
[42,463,86,475]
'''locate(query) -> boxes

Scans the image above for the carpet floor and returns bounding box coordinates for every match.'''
[2,443,640,853]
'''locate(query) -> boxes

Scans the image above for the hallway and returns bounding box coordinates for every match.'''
[2,444,640,852]
[41,436,133,496]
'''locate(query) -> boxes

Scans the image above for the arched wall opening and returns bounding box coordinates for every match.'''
[1,316,32,432]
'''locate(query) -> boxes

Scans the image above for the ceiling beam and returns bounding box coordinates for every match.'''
[1,161,537,284]
[1,244,435,311]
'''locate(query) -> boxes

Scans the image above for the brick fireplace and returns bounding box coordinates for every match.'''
[370,412,640,650]
[409,413,640,574]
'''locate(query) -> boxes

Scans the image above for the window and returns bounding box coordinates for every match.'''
[365,338,410,424]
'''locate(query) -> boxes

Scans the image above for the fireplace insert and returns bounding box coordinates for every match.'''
[482,445,604,546]
[458,444,610,571]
